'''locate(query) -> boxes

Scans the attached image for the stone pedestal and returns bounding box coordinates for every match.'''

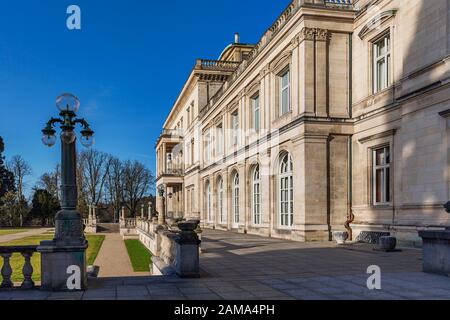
[419,230,450,276]
[38,241,88,291]
[38,209,88,291]
[174,221,201,278]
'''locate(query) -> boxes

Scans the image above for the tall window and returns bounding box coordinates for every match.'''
[217,177,224,223]
[232,173,239,226]
[252,165,261,225]
[232,110,239,146]
[206,181,212,222]
[279,153,293,227]
[251,94,260,133]
[187,107,191,125]
[373,33,391,93]
[373,146,391,205]
[190,139,194,165]
[191,187,195,213]
[204,130,211,164]
[216,123,224,156]
[279,69,290,116]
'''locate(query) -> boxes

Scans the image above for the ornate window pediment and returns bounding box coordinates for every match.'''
[358,9,398,40]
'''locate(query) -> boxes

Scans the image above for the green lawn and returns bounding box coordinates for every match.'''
[0,234,105,282]
[124,239,152,272]
[0,229,29,236]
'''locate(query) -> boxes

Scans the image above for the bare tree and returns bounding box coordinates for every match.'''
[7,155,32,201]
[37,164,60,201]
[79,149,110,208]
[105,156,123,222]
[121,160,154,217]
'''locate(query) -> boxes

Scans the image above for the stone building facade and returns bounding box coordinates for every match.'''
[155,0,450,245]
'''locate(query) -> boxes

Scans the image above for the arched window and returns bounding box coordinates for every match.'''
[205,181,212,222]
[217,177,224,223]
[279,153,293,227]
[252,165,261,225]
[232,172,239,227]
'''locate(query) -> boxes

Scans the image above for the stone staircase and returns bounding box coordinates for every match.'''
[96,223,120,234]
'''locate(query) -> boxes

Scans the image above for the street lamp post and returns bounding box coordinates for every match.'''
[38,93,94,291]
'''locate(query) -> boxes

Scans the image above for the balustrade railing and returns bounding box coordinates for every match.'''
[160,129,183,138]
[0,246,38,289]
[195,59,240,71]
[120,218,137,228]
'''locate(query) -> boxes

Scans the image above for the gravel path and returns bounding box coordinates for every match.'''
[94,233,149,277]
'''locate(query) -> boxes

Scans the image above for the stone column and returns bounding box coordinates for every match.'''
[315,28,329,117]
[298,27,316,115]
[148,201,153,220]
[121,206,125,220]
[158,197,166,225]
[162,144,167,173]
[291,35,300,117]
[157,186,166,225]
[292,133,330,241]
[141,204,145,220]
[88,204,92,224]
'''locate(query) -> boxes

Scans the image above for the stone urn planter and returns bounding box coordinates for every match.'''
[333,231,349,245]
[377,236,397,251]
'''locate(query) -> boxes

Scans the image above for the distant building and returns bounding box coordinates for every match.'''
[155,0,450,245]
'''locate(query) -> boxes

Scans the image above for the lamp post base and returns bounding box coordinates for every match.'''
[37,209,88,291]
[38,241,88,291]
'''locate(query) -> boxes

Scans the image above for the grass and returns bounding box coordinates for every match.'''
[0,233,105,283]
[0,229,29,236]
[124,239,152,272]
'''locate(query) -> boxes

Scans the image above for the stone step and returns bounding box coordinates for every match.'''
[96,223,120,233]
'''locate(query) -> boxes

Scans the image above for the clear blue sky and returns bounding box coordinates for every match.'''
[0,0,290,197]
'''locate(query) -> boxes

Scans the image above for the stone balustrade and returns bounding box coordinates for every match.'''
[136,219,201,278]
[119,218,138,238]
[195,59,240,71]
[0,245,38,290]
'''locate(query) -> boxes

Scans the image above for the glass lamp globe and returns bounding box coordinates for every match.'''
[42,133,56,147]
[56,93,80,113]
[60,131,76,144]
[80,134,95,148]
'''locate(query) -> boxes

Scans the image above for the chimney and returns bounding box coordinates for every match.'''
[234,33,240,44]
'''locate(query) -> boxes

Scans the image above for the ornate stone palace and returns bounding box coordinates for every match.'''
[155,0,450,245]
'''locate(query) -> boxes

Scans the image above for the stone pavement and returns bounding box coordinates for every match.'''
[1,229,450,300]
[94,233,149,277]
[0,228,51,244]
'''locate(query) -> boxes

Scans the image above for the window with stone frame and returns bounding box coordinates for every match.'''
[279,153,293,227]
[232,172,239,226]
[204,129,211,164]
[216,123,224,156]
[217,177,224,223]
[231,110,239,146]
[205,181,212,222]
[252,164,261,225]
[279,68,291,116]
[372,146,391,205]
[251,93,260,133]
[373,33,391,93]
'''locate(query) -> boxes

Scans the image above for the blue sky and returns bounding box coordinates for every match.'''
[0,0,290,196]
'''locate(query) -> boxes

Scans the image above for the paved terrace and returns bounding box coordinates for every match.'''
[1,230,450,300]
